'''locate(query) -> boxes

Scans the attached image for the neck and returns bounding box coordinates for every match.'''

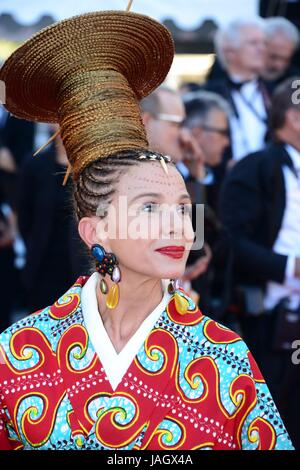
[95,269,165,353]
[228,67,257,82]
[276,130,300,153]
[286,141,300,153]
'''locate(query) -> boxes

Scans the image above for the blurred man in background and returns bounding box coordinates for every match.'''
[220,78,300,448]
[262,17,300,90]
[206,18,269,163]
[184,91,230,182]
[141,86,194,163]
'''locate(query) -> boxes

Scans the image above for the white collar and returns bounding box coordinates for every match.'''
[229,74,257,84]
[81,272,171,390]
[285,144,300,171]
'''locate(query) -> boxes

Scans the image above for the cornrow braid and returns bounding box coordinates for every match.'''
[73,149,174,220]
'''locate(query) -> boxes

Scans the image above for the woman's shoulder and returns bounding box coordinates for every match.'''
[0,306,56,353]
[173,288,256,372]
[0,276,87,350]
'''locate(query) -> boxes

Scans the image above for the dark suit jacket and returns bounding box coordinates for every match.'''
[0,112,35,208]
[0,113,35,167]
[17,145,88,290]
[220,142,295,287]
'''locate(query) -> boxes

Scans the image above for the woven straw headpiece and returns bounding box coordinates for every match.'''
[0,10,174,179]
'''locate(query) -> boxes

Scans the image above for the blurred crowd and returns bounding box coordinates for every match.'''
[1,14,300,447]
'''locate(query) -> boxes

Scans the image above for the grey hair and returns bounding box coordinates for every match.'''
[214,17,266,69]
[183,91,231,128]
[140,85,178,116]
[265,17,300,49]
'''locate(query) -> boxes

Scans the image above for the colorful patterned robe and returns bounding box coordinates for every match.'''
[0,276,294,450]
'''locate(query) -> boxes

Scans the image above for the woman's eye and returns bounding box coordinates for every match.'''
[142,203,159,213]
[178,204,192,216]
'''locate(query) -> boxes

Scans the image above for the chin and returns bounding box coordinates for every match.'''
[254,63,265,73]
[269,71,282,81]
[151,251,188,279]
[159,264,186,280]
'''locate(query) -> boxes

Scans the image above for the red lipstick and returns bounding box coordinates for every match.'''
[155,246,185,259]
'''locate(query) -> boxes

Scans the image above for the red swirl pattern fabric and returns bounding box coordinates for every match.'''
[0,276,294,450]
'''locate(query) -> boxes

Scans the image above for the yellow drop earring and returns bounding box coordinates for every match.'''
[91,244,121,309]
[168,279,189,315]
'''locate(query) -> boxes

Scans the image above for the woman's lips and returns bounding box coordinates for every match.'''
[155,246,185,259]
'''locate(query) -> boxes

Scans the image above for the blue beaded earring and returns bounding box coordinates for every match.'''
[91,244,121,309]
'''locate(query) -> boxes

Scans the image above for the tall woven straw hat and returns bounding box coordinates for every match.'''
[0,10,174,178]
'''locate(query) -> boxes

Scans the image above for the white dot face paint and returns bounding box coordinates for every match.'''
[95,161,195,281]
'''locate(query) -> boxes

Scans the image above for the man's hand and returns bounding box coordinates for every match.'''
[179,127,206,180]
[182,243,212,282]
[0,221,15,248]
[0,211,17,249]
[0,147,16,173]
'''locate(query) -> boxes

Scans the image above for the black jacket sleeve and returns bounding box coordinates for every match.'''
[16,159,36,245]
[220,154,287,285]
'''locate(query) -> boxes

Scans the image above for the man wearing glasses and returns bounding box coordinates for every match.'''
[184,91,231,181]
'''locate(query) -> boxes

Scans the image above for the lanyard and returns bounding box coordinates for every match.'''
[234,85,268,124]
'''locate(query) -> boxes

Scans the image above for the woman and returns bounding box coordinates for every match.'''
[0,8,294,450]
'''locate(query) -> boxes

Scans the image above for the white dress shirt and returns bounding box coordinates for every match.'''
[264,144,300,310]
[229,79,268,161]
[81,272,171,390]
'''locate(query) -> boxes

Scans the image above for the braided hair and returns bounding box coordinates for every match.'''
[74,149,175,220]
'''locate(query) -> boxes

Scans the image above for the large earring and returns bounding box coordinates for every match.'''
[168,279,189,315]
[91,244,121,309]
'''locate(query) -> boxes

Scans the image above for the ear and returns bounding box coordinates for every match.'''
[78,216,111,252]
[225,47,235,64]
[141,111,153,127]
[286,108,300,129]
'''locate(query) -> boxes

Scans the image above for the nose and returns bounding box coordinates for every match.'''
[259,42,267,54]
[160,204,192,243]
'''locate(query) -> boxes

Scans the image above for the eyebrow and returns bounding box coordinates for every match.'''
[129,192,192,204]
